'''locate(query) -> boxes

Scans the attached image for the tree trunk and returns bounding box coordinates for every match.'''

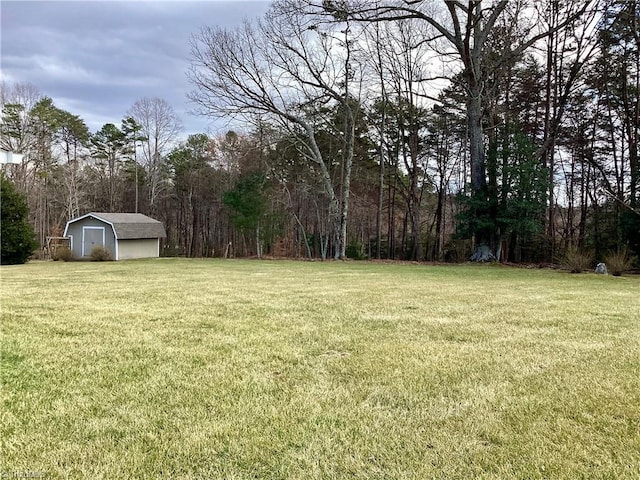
[338,110,354,259]
[467,90,486,195]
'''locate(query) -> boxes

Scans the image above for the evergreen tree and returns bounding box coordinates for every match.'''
[457,125,549,262]
[1,173,37,264]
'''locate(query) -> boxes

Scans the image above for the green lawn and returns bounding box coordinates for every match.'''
[1,259,639,479]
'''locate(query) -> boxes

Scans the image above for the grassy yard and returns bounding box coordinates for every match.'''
[1,259,639,479]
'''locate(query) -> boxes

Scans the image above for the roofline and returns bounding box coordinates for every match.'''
[64,212,119,241]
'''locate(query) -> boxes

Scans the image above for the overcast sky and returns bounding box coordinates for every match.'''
[1,0,272,137]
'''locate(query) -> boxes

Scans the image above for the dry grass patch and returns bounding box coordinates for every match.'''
[2,260,639,479]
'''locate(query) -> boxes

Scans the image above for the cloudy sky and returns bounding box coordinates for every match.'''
[1,0,272,137]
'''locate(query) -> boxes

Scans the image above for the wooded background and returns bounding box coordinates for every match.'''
[1,0,638,263]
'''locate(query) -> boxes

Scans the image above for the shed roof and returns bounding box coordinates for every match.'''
[69,212,166,239]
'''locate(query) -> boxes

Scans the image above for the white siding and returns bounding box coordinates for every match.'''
[117,239,160,260]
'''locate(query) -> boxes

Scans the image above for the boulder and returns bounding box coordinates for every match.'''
[595,262,608,274]
[470,244,496,262]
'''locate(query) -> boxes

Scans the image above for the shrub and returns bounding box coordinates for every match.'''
[90,246,113,262]
[346,242,367,260]
[1,174,37,265]
[561,246,593,273]
[52,246,73,262]
[443,239,473,263]
[604,248,636,277]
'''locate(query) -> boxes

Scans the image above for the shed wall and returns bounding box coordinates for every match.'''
[65,217,116,259]
[117,239,160,260]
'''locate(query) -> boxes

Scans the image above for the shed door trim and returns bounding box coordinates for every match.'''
[82,226,106,257]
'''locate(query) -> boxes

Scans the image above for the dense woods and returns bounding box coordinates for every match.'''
[1,0,638,263]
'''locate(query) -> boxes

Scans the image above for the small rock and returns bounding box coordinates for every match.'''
[595,263,608,274]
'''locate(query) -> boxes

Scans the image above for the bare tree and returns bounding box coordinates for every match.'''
[0,82,43,191]
[339,0,596,259]
[0,82,42,154]
[188,0,361,258]
[536,0,606,251]
[127,97,182,213]
[56,111,90,222]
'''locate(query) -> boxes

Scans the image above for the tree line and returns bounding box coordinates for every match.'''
[1,0,638,264]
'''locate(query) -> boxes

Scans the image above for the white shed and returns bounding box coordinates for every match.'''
[63,212,166,260]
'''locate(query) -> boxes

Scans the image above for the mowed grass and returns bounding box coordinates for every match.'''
[1,259,639,479]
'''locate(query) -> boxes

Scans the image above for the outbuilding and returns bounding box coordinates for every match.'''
[63,212,166,260]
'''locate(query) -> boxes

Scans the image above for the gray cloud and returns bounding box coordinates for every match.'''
[1,1,271,136]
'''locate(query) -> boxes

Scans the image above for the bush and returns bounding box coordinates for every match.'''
[52,246,73,262]
[90,246,113,262]
[604,248,636,277]
[1,174,37,265]
[443,239,473,263]
[346,242,367,260]
[561,246,593,273]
